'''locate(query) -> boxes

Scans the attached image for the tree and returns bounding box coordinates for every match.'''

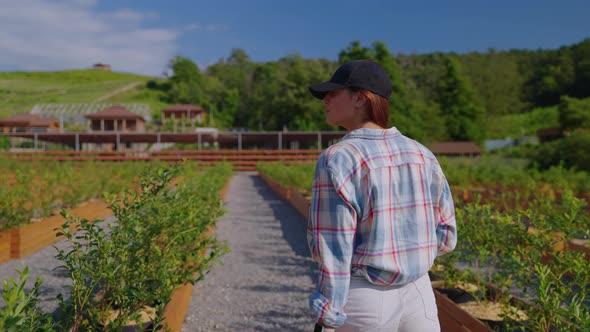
[459,51,527,115]
[201,76,240,129]
[523,48,576,107]
[166,56,204,104]
[533,131,590,172]
[570,39,590,99]
[437,56,485,143]
[206,49,255,128]
[338,41,371,63]
[0,136,10,150]
[559,96,590,130]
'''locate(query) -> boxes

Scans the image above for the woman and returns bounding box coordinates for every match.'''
[307,60,457,332]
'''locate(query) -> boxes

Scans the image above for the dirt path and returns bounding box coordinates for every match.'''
[93,81,142,102]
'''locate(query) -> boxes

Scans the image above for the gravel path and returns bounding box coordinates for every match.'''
[182,172,319,332]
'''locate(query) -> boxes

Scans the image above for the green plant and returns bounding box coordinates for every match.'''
[439,200,527,304]
[0,136,10,150]
[0,267,57,332]
[509,247,590,332]
[257,162,315,196]
[50,162,230,331]
[0,160,164,231]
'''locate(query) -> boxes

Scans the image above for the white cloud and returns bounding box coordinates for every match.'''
[205,24,229,32]
[183,22,229,33]
[184,23,202,32]
[0,0,177,76]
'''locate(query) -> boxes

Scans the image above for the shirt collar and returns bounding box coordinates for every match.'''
[342,127,401,140]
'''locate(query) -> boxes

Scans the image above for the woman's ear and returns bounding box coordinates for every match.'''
[356,91,367,107]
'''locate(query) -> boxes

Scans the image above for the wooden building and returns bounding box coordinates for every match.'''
[163,105,206,123]
[93,63,111,71]
[429,141,482,157]
[85,105,145,132]
[536,127,564,143]
[0,113,59,133]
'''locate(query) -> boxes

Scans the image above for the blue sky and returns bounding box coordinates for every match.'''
[0,0,588,76]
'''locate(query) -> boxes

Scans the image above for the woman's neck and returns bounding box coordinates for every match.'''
[346,121,384,131]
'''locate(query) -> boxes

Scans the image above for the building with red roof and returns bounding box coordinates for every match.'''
[429,141,482,157]
[0,113,59,133]
[93,63,111,71]
[163,104,206,121]
[85,105,146,132]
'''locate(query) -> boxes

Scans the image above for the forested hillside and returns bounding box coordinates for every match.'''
[154,38,589,143]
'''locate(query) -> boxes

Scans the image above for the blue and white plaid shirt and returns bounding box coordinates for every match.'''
[307,127,457,327]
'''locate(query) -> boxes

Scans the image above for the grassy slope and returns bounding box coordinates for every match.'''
[484,106,560,139]
[0,70,169,118]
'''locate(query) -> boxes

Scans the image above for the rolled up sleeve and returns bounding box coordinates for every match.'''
[436,176,457,255]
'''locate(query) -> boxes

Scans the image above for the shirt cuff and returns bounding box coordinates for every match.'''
[309,290,347,327]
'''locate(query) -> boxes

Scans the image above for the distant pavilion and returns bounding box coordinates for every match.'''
[429,141,482,157]
[0,113,59,133]
[85,105,146,132]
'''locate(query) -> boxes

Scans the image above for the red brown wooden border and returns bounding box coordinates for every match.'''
[0,199,112,264]
[434,290,493,332]
[0,231,10,263]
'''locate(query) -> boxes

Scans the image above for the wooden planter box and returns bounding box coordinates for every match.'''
[290,187,311,220]
[259,173,291,202]
[434,289,494,332]
[260,171,494,332]
[0,199,112,264]
[259,173,310,220]
[0,230,11,263]
[160,282,194,331]
[569,238,590,259]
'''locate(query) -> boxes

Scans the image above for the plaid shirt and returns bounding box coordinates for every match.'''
[307,127,457,327]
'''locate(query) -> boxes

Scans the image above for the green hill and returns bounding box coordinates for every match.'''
[486,106,560,139]
[0,70,169,118]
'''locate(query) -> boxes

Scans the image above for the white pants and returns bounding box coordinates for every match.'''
[331,273,440,332]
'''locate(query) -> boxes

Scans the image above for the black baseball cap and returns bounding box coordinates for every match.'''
[308,60,393,100]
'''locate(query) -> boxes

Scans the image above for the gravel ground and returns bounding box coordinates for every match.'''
[182,172,320,332]
[0,216,117,314]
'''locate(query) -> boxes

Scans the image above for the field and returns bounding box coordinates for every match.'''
[0,70,169,119]
[484,106,559,139]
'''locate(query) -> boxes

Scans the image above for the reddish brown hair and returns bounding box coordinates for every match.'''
[351,88,390,128]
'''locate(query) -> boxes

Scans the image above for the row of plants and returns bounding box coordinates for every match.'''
[438,156,590,195]
[436,195,590,331]
[258,158,590,198]
[257,162,590,331]
[0,161,233,331]
[258,161,590,238]
[256,163,314,197]
[0,157,168,231]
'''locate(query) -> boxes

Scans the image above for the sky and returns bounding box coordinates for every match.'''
[0,0,588,77]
